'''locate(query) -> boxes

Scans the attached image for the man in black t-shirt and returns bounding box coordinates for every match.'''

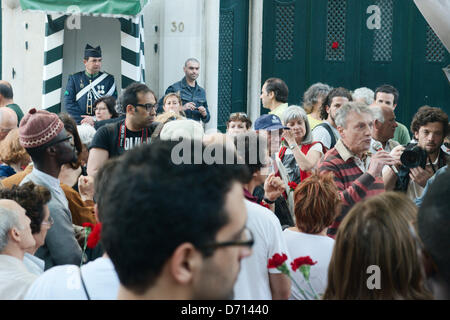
[87,83,158,177]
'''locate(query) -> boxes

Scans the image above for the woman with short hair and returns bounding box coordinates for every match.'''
[279,106,325,184]
[283,172,340,299]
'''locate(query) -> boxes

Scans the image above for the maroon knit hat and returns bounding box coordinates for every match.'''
[19,108,64,148]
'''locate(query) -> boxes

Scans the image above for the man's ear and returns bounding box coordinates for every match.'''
[373,120,381,130]
[9,227,21,243]
[325,105,330,115]
[414,130,419,140]
[337,125,344,137]
[168,243,202,285]
[393,103,397,110]
[126,104,135,114]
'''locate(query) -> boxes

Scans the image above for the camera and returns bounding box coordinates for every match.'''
[400,143,428,169]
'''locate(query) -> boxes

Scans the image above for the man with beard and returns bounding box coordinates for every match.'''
[312,87,353,150]
[87,82,158,177]
[101,140,253,299]
[384,106,448,200]
[19,109,82,269]
[157,58,210,123]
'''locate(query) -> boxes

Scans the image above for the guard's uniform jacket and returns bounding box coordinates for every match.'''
[64,71,117,124]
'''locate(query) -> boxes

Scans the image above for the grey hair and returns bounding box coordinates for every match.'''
[371,105,385,123]
[302,83,332,113]
[335,102,374,128]
[0,207,20,252]
[77,124,97,147]
[184,58,200,67]
[352,87,375,105]
[281,105,313,145]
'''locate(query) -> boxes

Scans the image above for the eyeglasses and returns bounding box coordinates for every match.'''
[44,135,74,148]
[41,215,54,227]
[135,103,156,111]
[0,127,14,134]
[198,227,254,250]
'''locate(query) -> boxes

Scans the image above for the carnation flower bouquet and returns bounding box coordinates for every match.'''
[268,253,320,300]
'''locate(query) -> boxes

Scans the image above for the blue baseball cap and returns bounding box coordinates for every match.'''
[254,114,288,131]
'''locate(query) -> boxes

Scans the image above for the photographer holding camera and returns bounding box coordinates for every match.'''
[383,106,448,200]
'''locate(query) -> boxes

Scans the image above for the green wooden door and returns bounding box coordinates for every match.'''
[262,0,450,127]
[217,0,249,132]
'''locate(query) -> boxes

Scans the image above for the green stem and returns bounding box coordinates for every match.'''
[80,228,88,267]
[306,279,320,300]
[289,275,310,300]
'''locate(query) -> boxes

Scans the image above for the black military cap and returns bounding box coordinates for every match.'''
[84,44,102,59]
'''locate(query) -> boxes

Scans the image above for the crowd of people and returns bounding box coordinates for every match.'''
[0,49,448,300]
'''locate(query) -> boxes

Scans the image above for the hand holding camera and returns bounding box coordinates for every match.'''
[367,150,396,177]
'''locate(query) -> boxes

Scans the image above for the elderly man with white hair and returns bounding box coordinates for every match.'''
[369,104,399,153]
[352,87,374,106]
[0,199,37,299]
[318,102,395,238]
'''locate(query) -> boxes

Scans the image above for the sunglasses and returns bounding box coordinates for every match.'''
[135,103,156,111]
[44,135,74,148]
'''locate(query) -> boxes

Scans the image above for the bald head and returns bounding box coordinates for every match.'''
[371,104,397,143]
[0,81,13,104]
[0,107,18,141]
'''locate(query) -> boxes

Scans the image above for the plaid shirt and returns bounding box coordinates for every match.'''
[319,139,385,238]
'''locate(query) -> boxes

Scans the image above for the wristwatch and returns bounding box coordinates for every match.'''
[289,144,297,150]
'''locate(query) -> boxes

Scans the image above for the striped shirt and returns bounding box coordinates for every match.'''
[319,139,385,238]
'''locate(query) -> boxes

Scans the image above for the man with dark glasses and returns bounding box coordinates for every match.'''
[88,83,159,177]
[19,108,82,270]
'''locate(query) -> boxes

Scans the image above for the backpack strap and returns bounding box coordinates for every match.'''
[316,122,337,149]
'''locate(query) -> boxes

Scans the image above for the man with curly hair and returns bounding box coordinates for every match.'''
[384,106,448,200]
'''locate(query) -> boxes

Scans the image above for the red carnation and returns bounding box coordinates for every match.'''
[332,41,339,49]
[87,223,102,249]
[82,222,94,230]
[288,181,298,191]
[260,201,270,210]
[267,253,288,269]
[291,256,317,272]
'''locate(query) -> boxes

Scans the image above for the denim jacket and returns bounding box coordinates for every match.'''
[158,77,210,123]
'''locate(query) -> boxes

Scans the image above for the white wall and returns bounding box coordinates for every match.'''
[61,16,121,111]
[159,0,204,95]
[2,0,45,113]
[142,0,161,95]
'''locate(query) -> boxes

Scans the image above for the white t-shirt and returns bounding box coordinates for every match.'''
[311,121,340,150]
[233,200,290,300]
[282,229,334,300]
[24,257,119,300]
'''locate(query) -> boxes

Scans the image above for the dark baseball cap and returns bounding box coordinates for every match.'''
[254,114,288,131]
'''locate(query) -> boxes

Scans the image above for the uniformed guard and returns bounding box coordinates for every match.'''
[64,44,117,124]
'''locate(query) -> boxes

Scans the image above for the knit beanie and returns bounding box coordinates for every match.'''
[19,108,64,148]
